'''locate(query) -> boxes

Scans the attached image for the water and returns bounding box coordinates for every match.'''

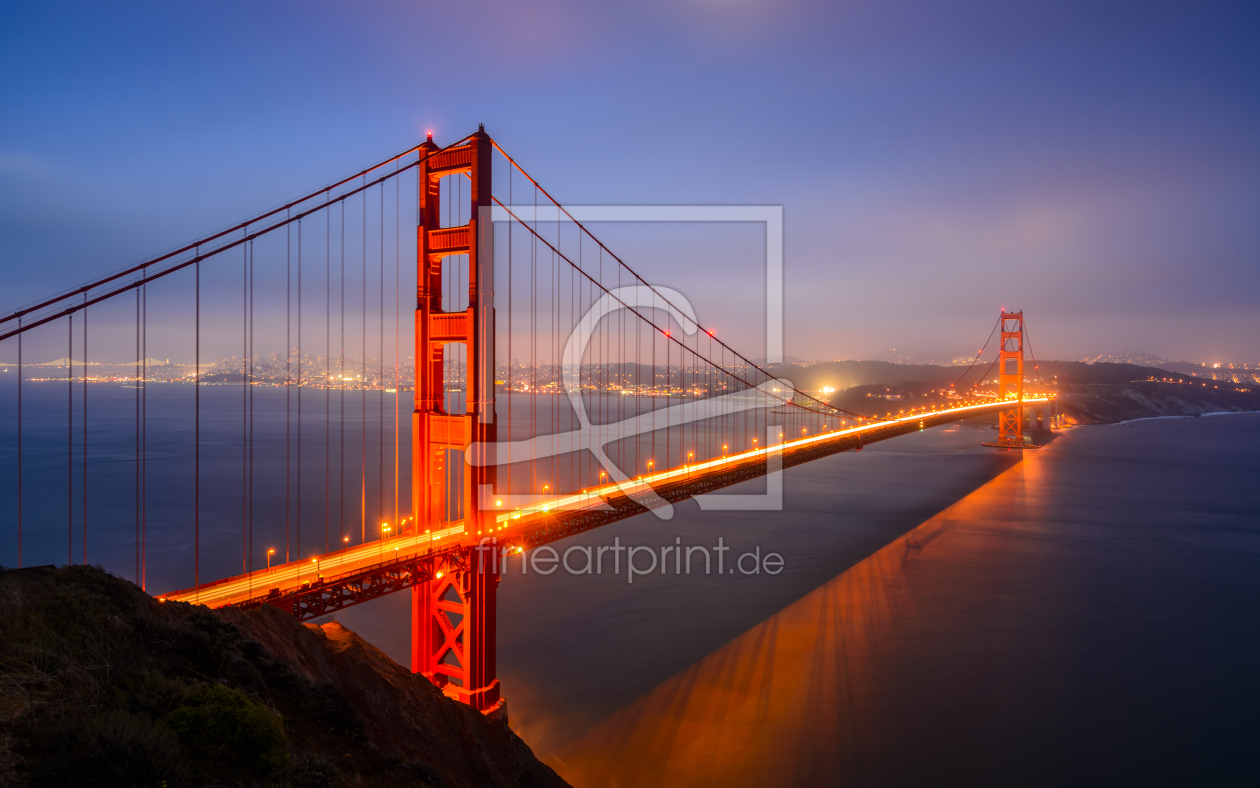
[0,374,826,589]
[339,415,1260,786]
[3,375,1258,785]
[0,377,411,590]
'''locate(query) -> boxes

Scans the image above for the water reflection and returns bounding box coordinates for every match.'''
[554,451,1045,786]
[552,416,1260,786]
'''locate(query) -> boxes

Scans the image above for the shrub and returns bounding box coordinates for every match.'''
[162,683,289,779]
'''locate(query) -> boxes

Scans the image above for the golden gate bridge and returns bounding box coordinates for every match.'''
[0,126,1054,718]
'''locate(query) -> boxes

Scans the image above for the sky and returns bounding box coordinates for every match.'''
[2,0,1258,364]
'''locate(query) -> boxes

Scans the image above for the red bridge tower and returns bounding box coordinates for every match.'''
[996,311,1025,448]
[410,127,502,716]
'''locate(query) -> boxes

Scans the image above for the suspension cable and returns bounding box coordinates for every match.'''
[194,254,200,594]
[243,233,248,573]
[0,161,423,343]
[297,219,303,560]
[67,315,73,566]
[949,313,1001,391]
[1023,319,1046,386]
[142,282,147,589]
[16,316,21,568]
[1,143,429,328]
[135,293,140,581]
[361,180,367,544]
[82,295,87,564]
[326,203,332,552]
[286,218,292,564]
[491,139,857,419]
[492,196,864,421]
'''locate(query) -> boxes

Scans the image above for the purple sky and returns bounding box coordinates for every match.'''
[2,0,1258,364]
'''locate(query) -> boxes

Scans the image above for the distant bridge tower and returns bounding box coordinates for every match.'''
[996,311,1024,447]
[411,127,502,715]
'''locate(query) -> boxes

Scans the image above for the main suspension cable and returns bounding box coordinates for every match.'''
[492,196,865,421]
[1,143,429,329]
[950,314,1001,391]
[490,139,860,420]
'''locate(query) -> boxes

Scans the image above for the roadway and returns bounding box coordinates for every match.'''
[162,396,1050,612]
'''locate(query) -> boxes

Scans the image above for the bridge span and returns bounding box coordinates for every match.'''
[2,126,1055,717]
[163,396,1051,614]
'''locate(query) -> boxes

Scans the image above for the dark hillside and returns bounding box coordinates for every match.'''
[1057,382,1260,424]
[0,565,567,788]
[1033,361,1199,385]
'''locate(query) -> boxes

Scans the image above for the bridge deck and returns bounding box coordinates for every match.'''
[161,397,1049,616]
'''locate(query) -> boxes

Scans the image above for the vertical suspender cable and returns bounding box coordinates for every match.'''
[68,314,73,566]
[326,206,332,551]
[378,184,384,530]
[242,234,248,573]
[552,232,557,493]
[286,217,291,562]
[16,316,21,568]
[134,294,139,581]
[531,185,536,499]
[195,254,200,596]
[340,202,346,544]
[361,183,366,543]
[507,165,512,498]
[248,241,255,570]
[82,295,87,564]
[297,219,303,560]
[393,169,400,531]
[142,284,147,590]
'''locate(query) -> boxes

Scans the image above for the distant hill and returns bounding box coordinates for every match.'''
[1033,361,1199,385]
[764,360,1205,396]
[769,359,1257,423]
[1057,382,1260,424]
[764,360,963,394]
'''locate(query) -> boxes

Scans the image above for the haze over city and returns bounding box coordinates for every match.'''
[3,0,1258,365]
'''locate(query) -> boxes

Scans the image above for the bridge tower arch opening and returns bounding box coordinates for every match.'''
[410,127,502,716]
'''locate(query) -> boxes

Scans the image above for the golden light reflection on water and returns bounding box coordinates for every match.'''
[552,447,1049,787]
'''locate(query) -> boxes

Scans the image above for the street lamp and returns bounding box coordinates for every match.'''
[266,548,275,569]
